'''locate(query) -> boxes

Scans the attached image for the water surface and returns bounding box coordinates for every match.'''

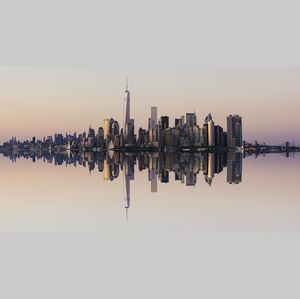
[0,151,299,233]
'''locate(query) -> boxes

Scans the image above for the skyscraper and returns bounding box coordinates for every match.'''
[160,116,169,130]
[124,79,130,126]
[214,125,224,148]
[205,113,215,147]
[124,80,135,144]
[186,113,197,127]
[150,106,157,129]
[227,115,242,148]
[103,118,110,140]
[148,106,158,132]
[103,118,119,149]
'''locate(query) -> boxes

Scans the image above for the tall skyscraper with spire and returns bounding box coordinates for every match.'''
[124,78,130,126]
[124,79,135,144]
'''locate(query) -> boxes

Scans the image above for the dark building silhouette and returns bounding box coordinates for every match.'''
[124,81,135,144]
[186,112,197,127]
[160,116,169,130]
[227,115,243,148]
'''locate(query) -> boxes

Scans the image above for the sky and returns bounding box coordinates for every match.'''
[0,0,299,144]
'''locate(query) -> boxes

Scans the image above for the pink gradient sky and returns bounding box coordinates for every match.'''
[0,67,299,145]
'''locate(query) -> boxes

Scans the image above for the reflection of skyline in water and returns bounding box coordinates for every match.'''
[1,151,243,213]
[1,150,300,233]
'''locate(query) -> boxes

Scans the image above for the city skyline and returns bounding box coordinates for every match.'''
[1,79,246,152]
[1,67,300,145]
[2,80,246,151]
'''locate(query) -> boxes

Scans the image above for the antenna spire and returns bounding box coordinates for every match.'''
[126,78,128,91]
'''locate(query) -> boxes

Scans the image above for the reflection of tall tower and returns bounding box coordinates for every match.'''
[148,155,158,192]
[123,154,135,220]
[124,171,130,208]
[205,152,215,185]
[103,158,109,180]
[123,169,130,222]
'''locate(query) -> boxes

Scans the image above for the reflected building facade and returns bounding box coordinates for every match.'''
[1,149,244,211]
[227,152,243,184]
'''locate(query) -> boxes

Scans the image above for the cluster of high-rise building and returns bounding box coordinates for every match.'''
[1,83,243,151]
